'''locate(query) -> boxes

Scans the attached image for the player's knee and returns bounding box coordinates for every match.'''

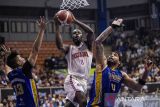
[65,100,75,107]
[80,99,87,106]
[77,96,87,106]
[74,91,87,106]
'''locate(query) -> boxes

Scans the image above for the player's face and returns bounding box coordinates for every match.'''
[72,29,82,46]
[16,55,26,67]
[107,52,120,67]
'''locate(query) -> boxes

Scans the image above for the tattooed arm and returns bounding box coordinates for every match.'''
[95,19,123,67]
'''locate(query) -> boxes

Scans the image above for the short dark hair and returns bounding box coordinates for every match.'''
[7,51,19,69]
[113,51,121,61]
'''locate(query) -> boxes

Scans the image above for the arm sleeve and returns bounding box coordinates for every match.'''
[22,60,33,79]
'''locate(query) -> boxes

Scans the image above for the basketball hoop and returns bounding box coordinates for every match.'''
[60,0,89,10]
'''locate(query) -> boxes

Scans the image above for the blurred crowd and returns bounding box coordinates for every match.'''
[32,66,65,87]
[0,29,159,88]
[110,29,160,83]
[0,29,160,107]
[0,93,65,107]
[0,66,65,88]
[0,29,159,89]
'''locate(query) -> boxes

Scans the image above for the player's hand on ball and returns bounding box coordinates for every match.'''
[0,45,10,63]
[37,16,48,30]
[112,18,123,28]
[53,15,61,25]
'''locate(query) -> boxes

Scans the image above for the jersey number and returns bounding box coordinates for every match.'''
[111,83,116,92]
[80,60,84,65]
[13,84,24,96]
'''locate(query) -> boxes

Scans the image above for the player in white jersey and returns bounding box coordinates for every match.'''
[54,12,94,107]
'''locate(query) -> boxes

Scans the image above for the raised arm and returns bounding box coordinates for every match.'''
[123,60,153,91]
[95,28,112,67]
[71,13,94,51]
[54,15,69,54]
[95,19,123,66]
[0,45,12,75]
[28,17,47,66]
[95,19,123,43]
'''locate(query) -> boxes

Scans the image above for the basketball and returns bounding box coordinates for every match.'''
[56,10,73,24]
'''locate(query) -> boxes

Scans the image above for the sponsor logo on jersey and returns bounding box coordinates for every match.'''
[108,72,122,83]
[72,51,89,59]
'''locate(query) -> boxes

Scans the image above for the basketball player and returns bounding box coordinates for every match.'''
[0,16,47,107]
[87,18,153,107]
[54,12,94,107]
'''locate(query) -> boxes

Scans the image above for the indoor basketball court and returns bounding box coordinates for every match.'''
[0,0,160,107]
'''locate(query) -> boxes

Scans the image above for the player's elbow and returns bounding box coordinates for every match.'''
[89,29,94,34]
[56,45,63,51]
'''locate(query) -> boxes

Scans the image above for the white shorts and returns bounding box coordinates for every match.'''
[64,75,87,106]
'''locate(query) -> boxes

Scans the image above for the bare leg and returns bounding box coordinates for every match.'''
[65,99,76,107]
[74,91,87,107]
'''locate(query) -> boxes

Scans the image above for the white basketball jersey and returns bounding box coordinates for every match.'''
[65,43,93,79]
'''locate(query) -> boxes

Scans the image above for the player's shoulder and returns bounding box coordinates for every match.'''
[119,70,127,77]
[69,44,75,49]
[7,68,22,78]
[116,69,124,76]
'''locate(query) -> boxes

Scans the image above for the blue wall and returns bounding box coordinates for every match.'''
[97,0,107,35]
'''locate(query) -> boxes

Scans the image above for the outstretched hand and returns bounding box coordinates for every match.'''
[0,45,10,64]
[0,45,10,57]
[37,16,48,30]
[112,18,123,29]
[53,14,61,25]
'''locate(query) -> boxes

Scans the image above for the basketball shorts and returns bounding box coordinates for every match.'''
[64,75,87,106]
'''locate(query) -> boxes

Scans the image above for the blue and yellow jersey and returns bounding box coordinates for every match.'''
[7,61,39,107]
[87,65,123,107]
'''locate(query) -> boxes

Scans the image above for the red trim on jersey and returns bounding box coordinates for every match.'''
[70,75,76,91]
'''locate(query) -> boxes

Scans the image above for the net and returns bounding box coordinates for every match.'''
[60,0,89,10]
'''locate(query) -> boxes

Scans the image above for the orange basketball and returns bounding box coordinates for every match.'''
[56,10,73,24]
